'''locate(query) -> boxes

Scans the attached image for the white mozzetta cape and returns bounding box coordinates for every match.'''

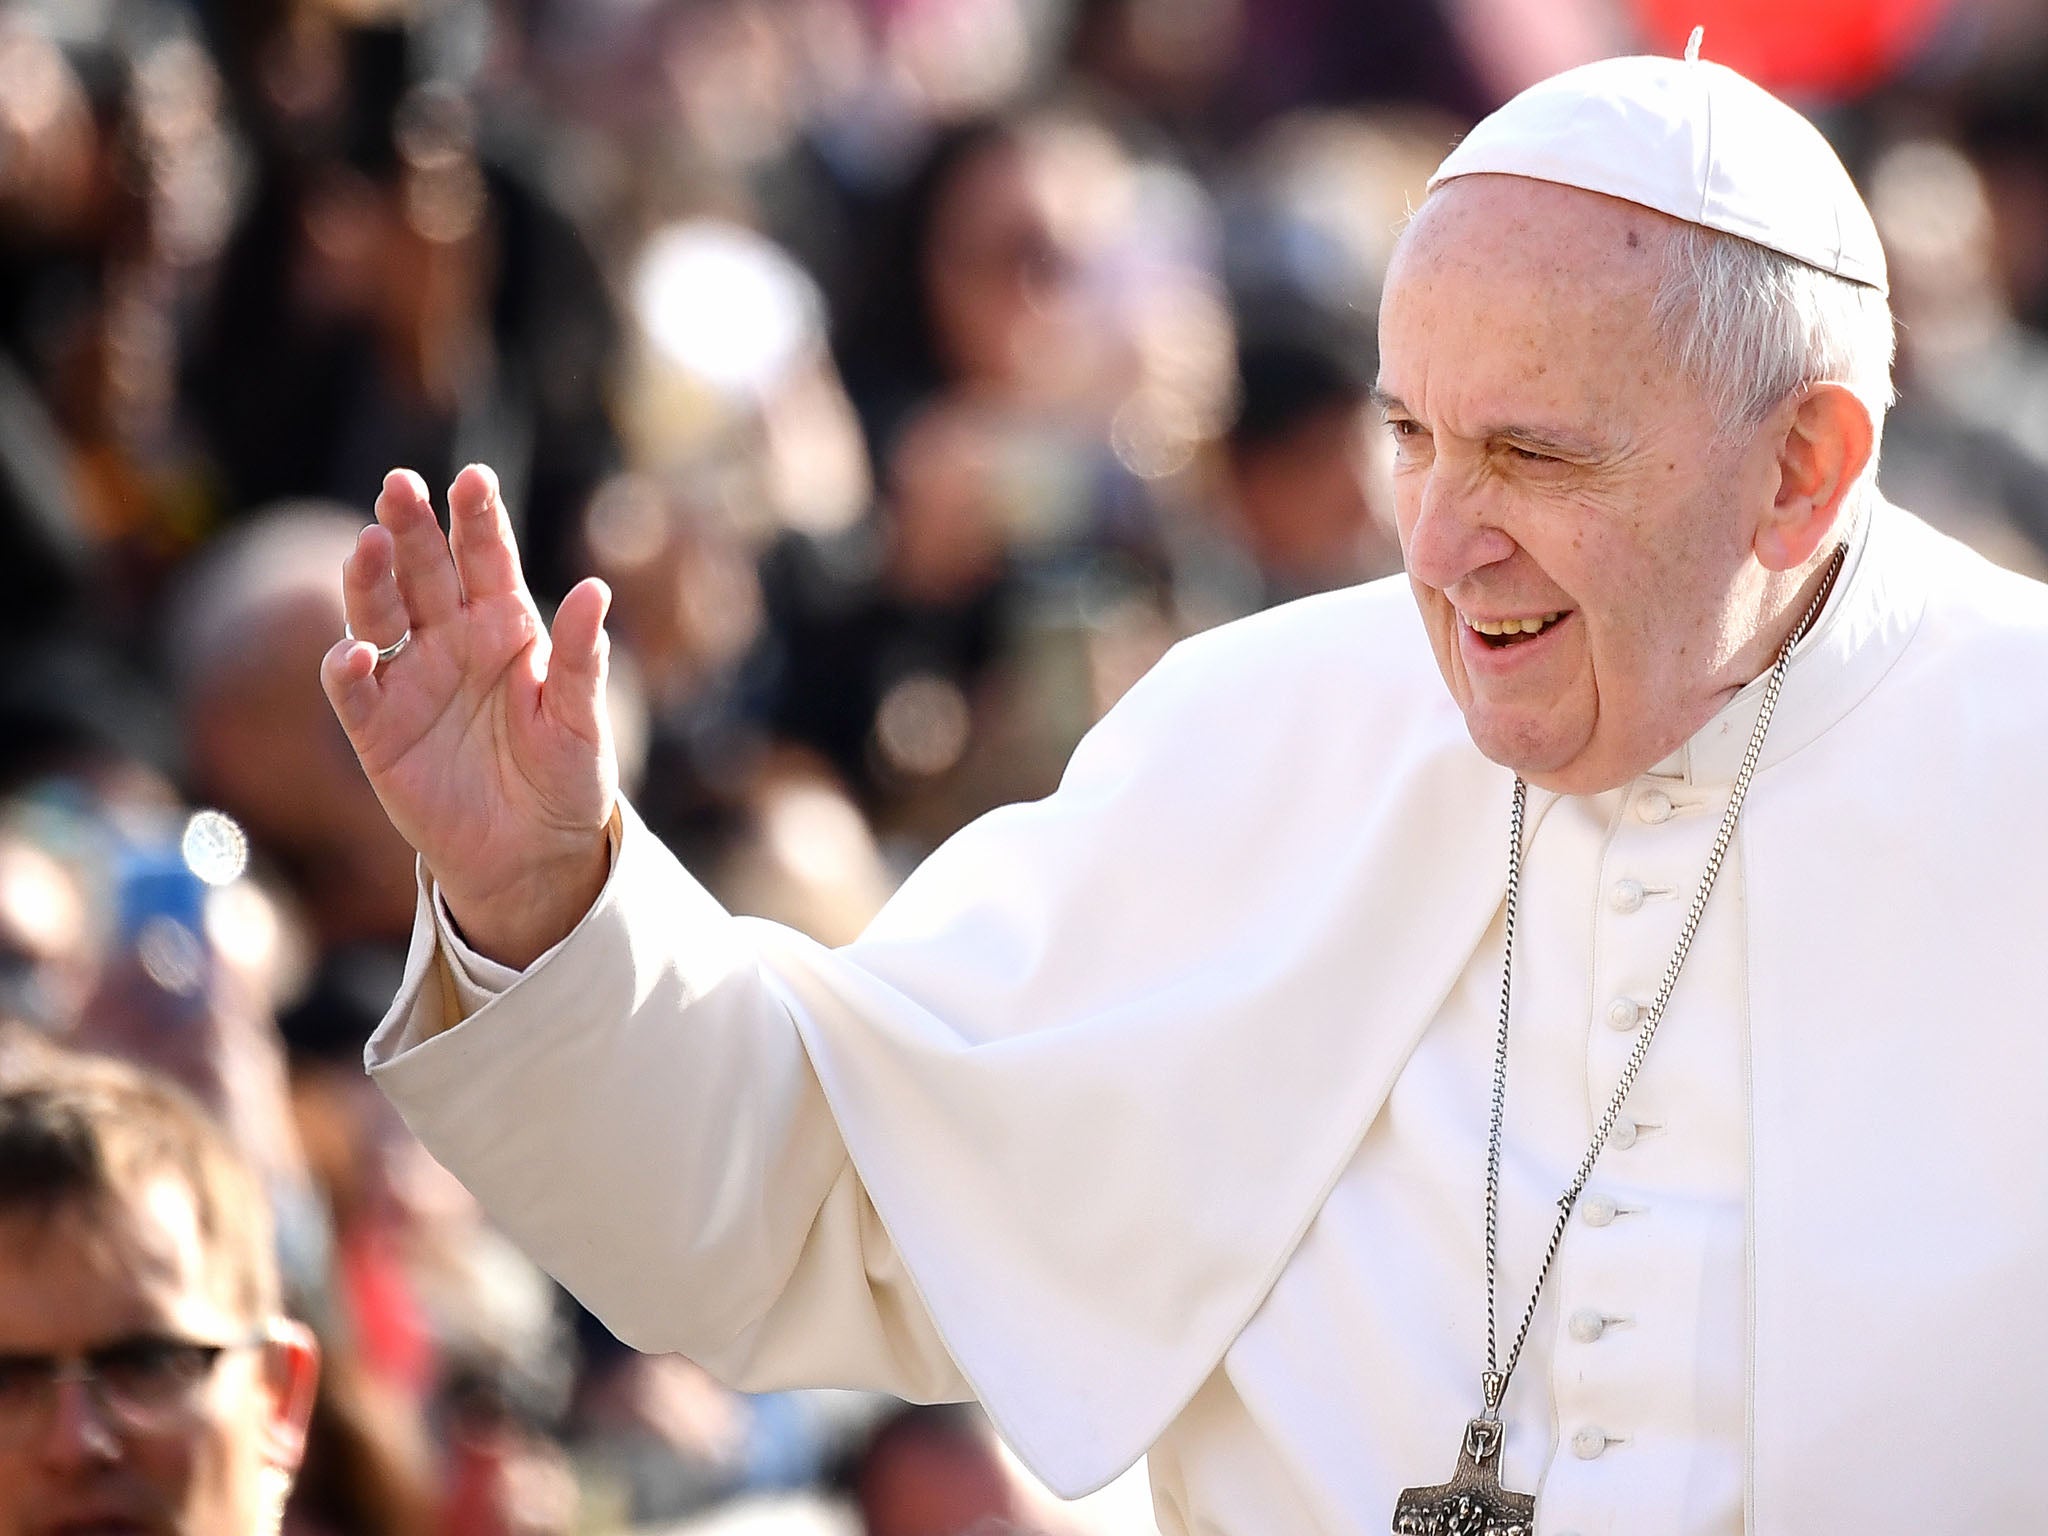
[369,504,2048,1530]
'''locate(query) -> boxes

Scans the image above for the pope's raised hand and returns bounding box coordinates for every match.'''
[321,465,615,970]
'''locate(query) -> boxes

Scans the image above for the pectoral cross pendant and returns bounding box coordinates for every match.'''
[1392,1418,1535,1536]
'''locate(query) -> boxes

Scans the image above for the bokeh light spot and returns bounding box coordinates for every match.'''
[181,809,249,886]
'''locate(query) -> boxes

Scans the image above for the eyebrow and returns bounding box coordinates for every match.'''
[1368,387,1602,459]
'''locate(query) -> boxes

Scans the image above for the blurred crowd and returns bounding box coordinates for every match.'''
[5,0,2048,1530]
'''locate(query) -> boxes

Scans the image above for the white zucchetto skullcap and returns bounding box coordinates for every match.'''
[1426,34,1888,295]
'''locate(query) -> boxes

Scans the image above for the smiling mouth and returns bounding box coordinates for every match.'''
[1461,610,1570,649]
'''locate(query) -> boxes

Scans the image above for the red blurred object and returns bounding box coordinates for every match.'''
[341,1224,436,1402]
[1628,0,1956,100]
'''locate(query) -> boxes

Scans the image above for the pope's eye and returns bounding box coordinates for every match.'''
[1505,443,1559,464]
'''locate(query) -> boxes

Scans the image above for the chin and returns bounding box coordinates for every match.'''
[1461,707,1585,782]
[1485,729,1667,797]
[1515,758,1634,796]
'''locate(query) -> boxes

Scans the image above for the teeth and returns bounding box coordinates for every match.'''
[1464,611,1563,637]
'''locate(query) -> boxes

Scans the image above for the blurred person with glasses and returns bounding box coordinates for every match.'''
[0,1033,319,1535]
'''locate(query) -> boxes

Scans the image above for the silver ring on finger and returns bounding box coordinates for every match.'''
[344,621,412,666]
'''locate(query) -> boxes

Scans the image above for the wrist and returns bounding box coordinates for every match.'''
[437,832,611,972]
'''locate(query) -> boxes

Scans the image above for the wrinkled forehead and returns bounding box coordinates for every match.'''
[1393,174,1678,312]
[1378,176,1692,424]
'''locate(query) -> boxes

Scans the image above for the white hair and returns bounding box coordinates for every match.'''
[1652,224,1897,463]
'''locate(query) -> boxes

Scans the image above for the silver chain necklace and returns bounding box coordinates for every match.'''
[1393,545,1845,1536]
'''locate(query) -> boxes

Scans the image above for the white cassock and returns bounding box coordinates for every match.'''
[368,502,2048,1534]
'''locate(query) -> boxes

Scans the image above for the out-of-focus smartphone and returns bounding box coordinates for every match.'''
[112,840,212,1012]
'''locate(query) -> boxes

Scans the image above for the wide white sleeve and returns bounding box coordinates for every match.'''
[435,888,519,1010]
[364,798,971,1404]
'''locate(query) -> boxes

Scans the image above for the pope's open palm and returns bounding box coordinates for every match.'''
[321,465,615,969]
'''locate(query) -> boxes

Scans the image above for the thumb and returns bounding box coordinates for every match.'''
[541,577,612,747]
[320,636,384,739]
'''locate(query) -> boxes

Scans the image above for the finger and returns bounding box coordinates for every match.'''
[448,462,528,605]
[320,632,383,739]
[541,577,611,746]
[377,467,463,628]
[341,523,411,650]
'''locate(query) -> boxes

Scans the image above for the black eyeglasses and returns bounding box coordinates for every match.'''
[0,1333,269,1445]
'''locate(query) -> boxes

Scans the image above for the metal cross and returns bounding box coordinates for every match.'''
[1392,1418,1535,1536]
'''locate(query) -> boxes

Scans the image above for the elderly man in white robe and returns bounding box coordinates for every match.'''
[324,43,2048,1536]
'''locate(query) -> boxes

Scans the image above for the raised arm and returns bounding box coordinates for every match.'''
[331,464,971,1406]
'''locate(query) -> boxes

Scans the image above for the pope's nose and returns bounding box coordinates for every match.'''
[1400,467,1518,592]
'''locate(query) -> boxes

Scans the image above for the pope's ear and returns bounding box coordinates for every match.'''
[1755,381,1874,572]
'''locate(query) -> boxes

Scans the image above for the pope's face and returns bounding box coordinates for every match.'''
[1377,176,1789,794]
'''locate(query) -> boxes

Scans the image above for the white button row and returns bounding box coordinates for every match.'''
[1636,787,1675,824]
[1606,996,1641,1031]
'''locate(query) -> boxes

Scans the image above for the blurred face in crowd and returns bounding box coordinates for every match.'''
[0,1176,317,1536]
[923,127,1123,405]
[1377,174,1840,794]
